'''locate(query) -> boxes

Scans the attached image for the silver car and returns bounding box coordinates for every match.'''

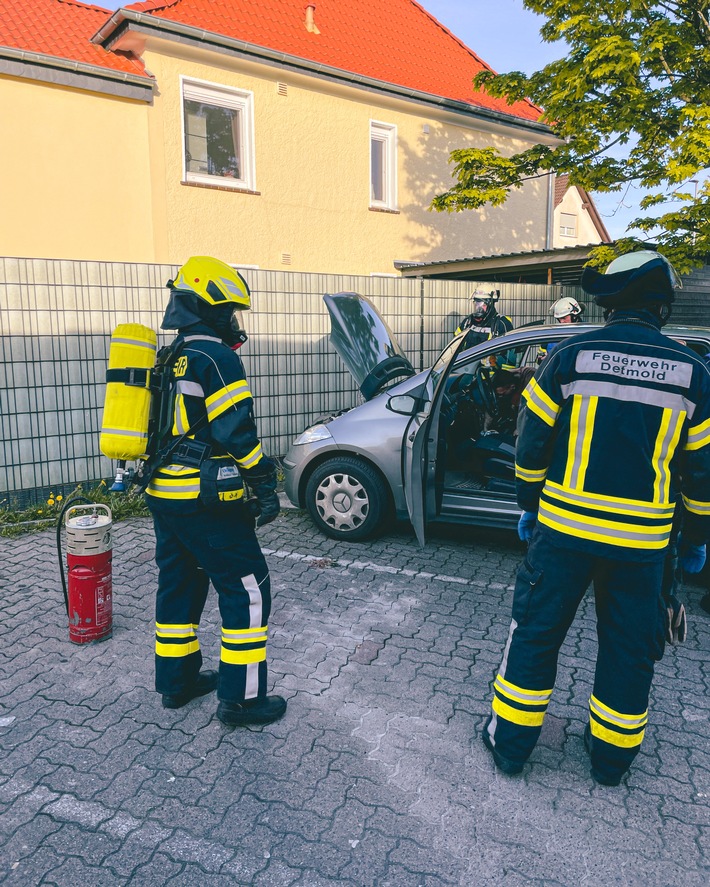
[283,292,710,545]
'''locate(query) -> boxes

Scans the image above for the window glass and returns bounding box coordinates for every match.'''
[184,100,241,179]
[371,138,385,203]
[369,121,396,209]
[560,212,577,237]
[181,79,254,190]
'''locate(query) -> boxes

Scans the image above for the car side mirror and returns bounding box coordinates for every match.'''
[387,394,420,415]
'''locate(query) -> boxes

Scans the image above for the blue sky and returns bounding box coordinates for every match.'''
[98,0,661,240]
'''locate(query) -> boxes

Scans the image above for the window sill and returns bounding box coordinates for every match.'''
[369,206,400,214]
[181,180,261,196]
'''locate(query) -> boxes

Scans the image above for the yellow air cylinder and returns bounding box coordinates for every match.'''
[100,324,157,461]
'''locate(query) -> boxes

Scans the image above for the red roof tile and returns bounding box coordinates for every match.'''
[0,0,147,77]
[122,0,541,122]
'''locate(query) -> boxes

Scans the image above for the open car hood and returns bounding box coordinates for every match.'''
[324,292,415,399]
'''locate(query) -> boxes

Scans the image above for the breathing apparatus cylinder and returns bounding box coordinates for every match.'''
[100,324,157,463]
[65,504,113,644]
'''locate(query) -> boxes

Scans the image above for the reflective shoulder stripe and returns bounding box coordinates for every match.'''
[522,377,559,426]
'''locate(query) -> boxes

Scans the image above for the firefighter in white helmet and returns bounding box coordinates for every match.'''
[145,256,286,727]
[455,288,513,348]
[550,296,585,324]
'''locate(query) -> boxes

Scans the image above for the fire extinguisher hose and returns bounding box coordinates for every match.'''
[56,495,92,617]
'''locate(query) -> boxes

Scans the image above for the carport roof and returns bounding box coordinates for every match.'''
[395,244,605,286]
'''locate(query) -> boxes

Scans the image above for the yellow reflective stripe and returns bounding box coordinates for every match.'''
[576,396,596,489]
[515,463,547,482]
[590,695,648,727]
[539,502,671,550]
[522,378,559,427]
[492,696,546,727]
[543,480,675,515]
[157,465,200,477]
[222,626,268,642]
[590,719,645,748]
[685,416,710,451]
[564,395,597,490]
[156,639,200,657]
[145,487,200,500]
[220,647,267,665]
[494,674,553,704]
[237,443,263,469]
[651,408,684,504]
[156,622,198,631]
[529,377,558,413]
[541,498,670,535]
[682,494,710,515]
[205,381,251,420]
[171,393,189,436]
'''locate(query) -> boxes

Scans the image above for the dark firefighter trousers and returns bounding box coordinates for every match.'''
[485,528,666,781]
[148,499,271,704]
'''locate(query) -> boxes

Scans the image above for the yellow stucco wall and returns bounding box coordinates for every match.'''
[0,76,155,262]
[142,42,553,274]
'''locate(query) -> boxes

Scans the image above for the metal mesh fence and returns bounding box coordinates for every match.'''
[9,254,702,508]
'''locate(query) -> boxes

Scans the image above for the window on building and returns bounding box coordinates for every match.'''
[370,121,397,210]
[182,78,255,190]
[560,212,577,237]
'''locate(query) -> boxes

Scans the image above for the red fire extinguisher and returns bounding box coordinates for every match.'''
[59,503,113,644]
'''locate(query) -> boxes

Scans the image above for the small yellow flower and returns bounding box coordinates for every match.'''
[47,498,55,506]
[56,495,63,502]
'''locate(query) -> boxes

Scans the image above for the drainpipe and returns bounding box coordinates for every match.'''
[546,172,555,250]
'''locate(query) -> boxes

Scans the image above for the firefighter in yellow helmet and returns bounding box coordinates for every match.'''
[484,251,710,786]
[145,256,286,727]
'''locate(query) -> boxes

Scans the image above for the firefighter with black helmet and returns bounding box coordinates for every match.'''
[146,256,286,727]
[455,288,513,348]
[483,250,710,786]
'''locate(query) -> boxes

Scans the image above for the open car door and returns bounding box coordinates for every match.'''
[403,331,469,546]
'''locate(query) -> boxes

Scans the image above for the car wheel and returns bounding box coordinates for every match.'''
[305,457,388,541]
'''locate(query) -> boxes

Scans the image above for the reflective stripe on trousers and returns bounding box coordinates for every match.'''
[486,528,665,781]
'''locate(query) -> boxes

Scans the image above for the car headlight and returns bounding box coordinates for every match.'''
[293,424,333,445]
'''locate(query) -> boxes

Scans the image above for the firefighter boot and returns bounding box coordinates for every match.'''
[217,695,287,727]
[481,727,525,775]
[584,725,625,787]
[162,669,219,709]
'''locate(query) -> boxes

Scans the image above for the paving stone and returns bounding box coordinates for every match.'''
[1,513,709,886]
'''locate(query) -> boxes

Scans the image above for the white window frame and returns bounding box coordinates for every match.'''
[181,76,256,191]
[370,120,397,210]
[559,212,577,237]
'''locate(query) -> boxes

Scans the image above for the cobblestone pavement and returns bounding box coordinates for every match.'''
[1,507,709,886]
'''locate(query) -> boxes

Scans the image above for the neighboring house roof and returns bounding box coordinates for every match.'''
[0,0,146,77]
[555,174,611,243]
[109,0,541,123]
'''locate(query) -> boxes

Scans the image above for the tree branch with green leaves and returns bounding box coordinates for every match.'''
[432,0,710,272]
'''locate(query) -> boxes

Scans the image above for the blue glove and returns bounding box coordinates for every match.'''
[517,511,537,543]
[678,535,706,574]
